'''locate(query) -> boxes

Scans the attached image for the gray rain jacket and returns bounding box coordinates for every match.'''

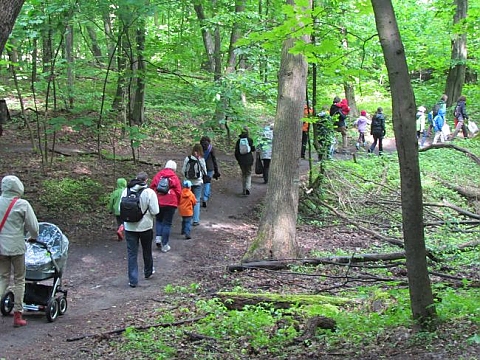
[0,175,39,256]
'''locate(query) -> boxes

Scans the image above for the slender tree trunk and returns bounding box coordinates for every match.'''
[193,3,215,72]
[0,0,25,56]
[444,0,467,107]
[131,21,146,125]
[86,25,103,63]
[243,0,310,262]
[371,0,436,328]
[65,23,74,109]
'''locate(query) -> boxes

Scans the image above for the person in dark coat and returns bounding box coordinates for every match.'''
[450,95,469,140]
[368,107,386,155]
[234,127,255,195]
[200,136,220,207]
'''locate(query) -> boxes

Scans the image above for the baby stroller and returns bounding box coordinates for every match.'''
[1,222,69,322]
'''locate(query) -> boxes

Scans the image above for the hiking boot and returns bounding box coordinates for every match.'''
[202,201,207,208]
[145,267,155,279]
[13,312,27,327]
[185,234,192,240]
[192,222,200,226]
[355,142,360,150]
[161,244,171,253]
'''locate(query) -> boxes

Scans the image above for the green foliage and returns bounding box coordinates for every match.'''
[39,177,105,213]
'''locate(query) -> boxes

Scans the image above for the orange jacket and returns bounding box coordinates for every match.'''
[178,188,197,217]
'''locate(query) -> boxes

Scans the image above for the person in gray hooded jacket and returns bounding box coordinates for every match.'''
[0,175,39,327]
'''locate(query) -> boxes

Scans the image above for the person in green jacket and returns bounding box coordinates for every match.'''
[107,178,127,240]
[0,175,39,327]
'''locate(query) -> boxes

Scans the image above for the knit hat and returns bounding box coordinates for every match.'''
[165,160,177,171]
[361,110,366,116]
[183,180,192,188]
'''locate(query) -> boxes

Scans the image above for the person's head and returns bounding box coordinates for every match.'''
[117,178,127,188]
[165,160,177,171]
[136,172,148,183]
[440,94,448,102]
[241,126,249,136]
[183,180,192,189]
[377,107,383,113]
[333,96,341,104]
[200,136,211,149]
[457,95,466,102]
[361,110,367,116]
[418,106,426,113]
[191,143,204,157]
[1,175,24,197]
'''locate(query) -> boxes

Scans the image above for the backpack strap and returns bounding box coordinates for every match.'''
[0,197,19,233]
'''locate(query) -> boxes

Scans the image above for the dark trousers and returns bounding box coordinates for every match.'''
[369,134,383,154]
[125,229,154,286]
[301,131,309,158]
[262,159,271,183]
[156,206,176,246]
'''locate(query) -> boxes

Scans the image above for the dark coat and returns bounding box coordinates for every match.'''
[370,112,386,136]
[234,133,255,166]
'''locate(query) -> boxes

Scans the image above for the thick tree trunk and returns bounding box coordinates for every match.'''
[444,0,468,107]
[193,3,215,73]
[0,0,25,56]
[371,0,436,327]
[243,0,309,262]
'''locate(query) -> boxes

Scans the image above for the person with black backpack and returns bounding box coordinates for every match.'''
[182,144,207,226]
[234,126,255,196]
[368,107,386,155]
[150,160,181,252]
[119,172,159,287]
[200,136,220,208]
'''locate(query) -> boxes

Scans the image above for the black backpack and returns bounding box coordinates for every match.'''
[185,156,200,179]
[119,188,146,222]
[156,176,170,194]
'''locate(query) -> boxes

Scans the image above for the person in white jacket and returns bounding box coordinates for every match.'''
[119,172,159,288]
[0,175,39,327]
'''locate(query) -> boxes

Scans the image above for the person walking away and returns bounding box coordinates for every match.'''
[0,175,39,326]
[301,104,313,159]
[258,124,274,184]
[107,177,127,240]
[354,110,369,149]
[329,96,349,151]
[416,106,427,147]
[178,180,197,239]
[150,160,181,252]
[450,95,469,140]
[183,144,207,226]
[200,136,220,208]
[120,172,159,287]
[368,107,386,155]
[234,126,255,195]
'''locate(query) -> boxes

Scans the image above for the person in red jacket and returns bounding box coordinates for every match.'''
[178,180,197,239]
[150,160,181,252]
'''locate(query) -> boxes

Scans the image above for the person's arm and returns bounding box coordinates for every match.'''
[249,138,256,153]
[211,148,220,176]
[24,202,39,239]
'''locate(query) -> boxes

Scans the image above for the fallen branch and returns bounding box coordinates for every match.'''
[419,143,480,165]
[423,200,480,220]
[66,315,206,342]
[302,252,406,265]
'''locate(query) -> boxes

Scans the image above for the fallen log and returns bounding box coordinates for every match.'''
[419,143,480,165]
[215,292,353,311]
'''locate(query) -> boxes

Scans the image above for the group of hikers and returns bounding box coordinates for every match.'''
[303,94,473,160]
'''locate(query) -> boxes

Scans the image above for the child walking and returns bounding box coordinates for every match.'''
[178,180,197,240]
[107,177,127,240]
[354,110,369,149]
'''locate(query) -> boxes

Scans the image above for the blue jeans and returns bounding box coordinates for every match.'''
[182,216,192,236]
[202,170,214,202]
[191,185,202,223]
[125,229,154,286]
[156,206,176,246]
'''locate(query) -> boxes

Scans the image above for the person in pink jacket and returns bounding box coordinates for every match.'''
[354,110,370,149]
[150,160,181,253]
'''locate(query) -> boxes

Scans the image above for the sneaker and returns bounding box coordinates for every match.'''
[161,244,171,253]
[355,143,360,150]
[185,234,191,240]
[192,222,200,226]
[155,236,162,248]
[128,283,137,288]
[145,267,155,279]
[202,201,207,208]
[245,189,250,195]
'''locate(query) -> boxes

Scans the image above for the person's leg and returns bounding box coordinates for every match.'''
[262,159,270,184]
[184,216,192,238]
[202,170,214,205]
[11,254,26,313]
[139,229,154,278]
[155,212,163,247]
[462,123,468,138]
[369,136,378,152]
[0,255,11,298]
[245,165,252,194]
[378,137,383,155]
[191,185,202,224]
[340,127,347,149]
[450,121,463,140]
[125,231,139,286]
[239,164,247,194]
[301,131,308,158]
[161,206,176,248]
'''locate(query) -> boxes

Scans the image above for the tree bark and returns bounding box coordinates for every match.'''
[243,0,310,262]
[444,0,468,107]
[0,0,25,56]
[371,0,436,327]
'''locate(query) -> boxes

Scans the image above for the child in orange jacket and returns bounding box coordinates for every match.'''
[178,180,197,239]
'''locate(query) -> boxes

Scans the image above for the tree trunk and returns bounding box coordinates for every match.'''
[0,0,25,56]
[65,23,74,109]
[444,0,468,107]
[193,3,215,73]
[371,0,436,328]
[243,0,309,262]
[86,25,103,63]
[131,21,146,125]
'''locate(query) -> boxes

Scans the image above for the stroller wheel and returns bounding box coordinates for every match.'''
[1,291,14,316]
[46,298,59,322]
[57,296,68,315]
